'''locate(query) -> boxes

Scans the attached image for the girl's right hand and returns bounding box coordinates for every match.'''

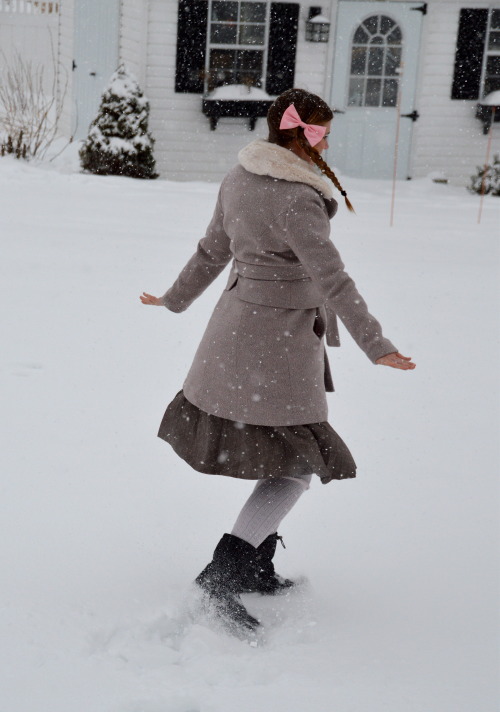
[376,352,416,370]
[140,292,163,306]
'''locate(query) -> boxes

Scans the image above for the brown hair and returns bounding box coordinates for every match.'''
[267,88,354,213]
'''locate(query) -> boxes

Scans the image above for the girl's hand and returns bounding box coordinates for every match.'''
[140,292,163,306]
[376,352,416,370]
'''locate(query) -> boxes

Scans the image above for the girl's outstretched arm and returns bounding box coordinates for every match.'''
[141,181,231,313]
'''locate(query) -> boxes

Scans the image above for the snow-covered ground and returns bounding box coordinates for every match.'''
[1,151,499,712]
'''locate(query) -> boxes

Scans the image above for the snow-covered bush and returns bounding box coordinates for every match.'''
[79,65,158,179]
[468,154,500,196]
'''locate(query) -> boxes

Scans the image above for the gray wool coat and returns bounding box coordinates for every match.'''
[162,139,397,426]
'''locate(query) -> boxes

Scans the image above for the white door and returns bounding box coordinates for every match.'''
[328,1,424,179]
[73,0,120,138]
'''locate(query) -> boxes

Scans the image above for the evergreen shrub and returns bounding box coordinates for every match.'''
[80,65,158,179]
[468,154,500,196]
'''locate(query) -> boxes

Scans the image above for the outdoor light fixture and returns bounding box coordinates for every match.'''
[305,7,330,43]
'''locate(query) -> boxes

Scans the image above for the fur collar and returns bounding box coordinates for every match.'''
[238,139,333,200]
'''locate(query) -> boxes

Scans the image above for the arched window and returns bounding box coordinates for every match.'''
[348,15,403,107]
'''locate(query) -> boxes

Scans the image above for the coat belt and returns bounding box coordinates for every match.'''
[227,260,341,349]
[234,259,310,281]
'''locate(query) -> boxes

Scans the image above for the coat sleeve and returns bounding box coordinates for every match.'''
[161,186,232,313]
[284,191,397,363]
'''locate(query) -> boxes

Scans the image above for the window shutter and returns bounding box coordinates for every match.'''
[266,3,300,96]
[175,0,208,93]
[451,8,488,100]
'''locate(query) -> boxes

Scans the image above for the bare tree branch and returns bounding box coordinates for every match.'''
[0,31,68,159]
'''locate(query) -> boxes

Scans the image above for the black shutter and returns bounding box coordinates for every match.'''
[266,3,300,96]
[451,8,488,100]
[175,0,208,93]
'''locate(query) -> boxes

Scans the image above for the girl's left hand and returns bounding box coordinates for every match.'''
[376,352,416,370]
[140,292,163,306]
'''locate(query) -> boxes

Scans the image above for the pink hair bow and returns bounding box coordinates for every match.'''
[279,103,326,147]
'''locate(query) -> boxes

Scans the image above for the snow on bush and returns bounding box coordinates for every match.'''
[468,154,500,196]
[79,65,158,179]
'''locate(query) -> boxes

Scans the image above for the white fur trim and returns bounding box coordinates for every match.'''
[238,139,333,200]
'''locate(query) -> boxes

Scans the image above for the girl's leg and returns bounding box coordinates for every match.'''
[195,476,312,632]
[231,475,312,548]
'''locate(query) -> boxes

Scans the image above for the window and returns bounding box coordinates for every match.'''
[483,9,500,95]
[452,7,500,100]
[175,1,299,97]
[207,1,268,92]
[348,15,402,108]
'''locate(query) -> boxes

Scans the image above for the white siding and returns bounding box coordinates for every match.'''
[411,0,500,184]
[145,0,332,181]
[120,0,148,86]
[294,4,330,96]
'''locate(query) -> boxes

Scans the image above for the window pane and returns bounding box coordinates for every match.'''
[210,49,236,73]
[235,72,262,87]
[385,47,401,76]
[380,16,395,35]
[488,31,500,51]
[484,77,500,94]
[368,47,384,75]
[351,47,367,75]
[387,26,402,44]
[239,24,265,45]
[382,79,398,106]
[240,2,266,23]
[365,78,382,106]
[208,49,237,90]
[236,49,262,72]
[486,56,500,75]
[491,9,500,29]
[370,35,384,45]
[212,1,237,22]
[353,26,369,43]
[211,23,237,44]
[235,50,262,86]
[363,16,379,35]
[348,77,365,106]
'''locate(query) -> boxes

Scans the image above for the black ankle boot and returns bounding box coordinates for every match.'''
[236,533,296,595]
[195,534,260,632]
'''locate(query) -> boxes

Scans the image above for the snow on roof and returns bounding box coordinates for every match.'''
[206,85,272,101]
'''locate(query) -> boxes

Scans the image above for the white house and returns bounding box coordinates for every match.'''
[2,0,500,184]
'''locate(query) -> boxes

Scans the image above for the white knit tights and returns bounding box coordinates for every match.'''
[231,475,312,548]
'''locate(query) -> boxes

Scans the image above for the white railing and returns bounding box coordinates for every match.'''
[0,0,59,14]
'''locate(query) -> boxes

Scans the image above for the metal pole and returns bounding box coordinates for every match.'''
[390,64,404,227]
[478,106,496,225]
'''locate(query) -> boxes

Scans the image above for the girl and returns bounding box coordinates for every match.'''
[141,88,415,635]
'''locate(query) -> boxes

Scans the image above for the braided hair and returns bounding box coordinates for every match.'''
[267,88,354,213]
